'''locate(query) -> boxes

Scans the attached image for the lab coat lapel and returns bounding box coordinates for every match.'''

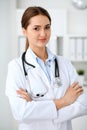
[25,49,51,87]
[25,50,39,68]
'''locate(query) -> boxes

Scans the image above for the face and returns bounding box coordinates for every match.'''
[23,15,51,50]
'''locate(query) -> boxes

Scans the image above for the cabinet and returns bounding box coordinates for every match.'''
[66,35,87,61]
[65,11,87,62]
[62,35,87,85]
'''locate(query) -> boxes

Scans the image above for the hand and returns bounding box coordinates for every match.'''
[16,88,32,102]
[63,81,83,106]
[54,82,83,110]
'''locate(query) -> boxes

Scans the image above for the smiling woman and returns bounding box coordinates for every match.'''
[21,6,51,53]
[22,14,51,57]
[5,6,87,130]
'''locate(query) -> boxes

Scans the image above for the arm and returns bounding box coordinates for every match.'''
[54,82,83,110]
[6,59,87,124]
[17,81,83,110]
[17,81,86,123]
[5,60,57,123]
[54,59,87,123]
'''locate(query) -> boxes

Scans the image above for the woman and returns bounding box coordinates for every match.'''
[5,6,87,130]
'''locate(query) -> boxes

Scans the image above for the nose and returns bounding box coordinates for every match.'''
[40,29,46,37]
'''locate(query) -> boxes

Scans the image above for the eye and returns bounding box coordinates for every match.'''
[45,25,51,30]
[33,26,40,31]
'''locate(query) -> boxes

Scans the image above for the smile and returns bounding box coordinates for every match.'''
[39,39,46,42]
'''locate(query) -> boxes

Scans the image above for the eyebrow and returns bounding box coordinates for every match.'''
[33,24,51,27]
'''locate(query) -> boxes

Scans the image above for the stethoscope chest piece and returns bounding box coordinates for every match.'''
[22,52,62,97]
[53,77,62,88]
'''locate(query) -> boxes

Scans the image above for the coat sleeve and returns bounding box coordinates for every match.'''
[5,60,57,124]
[54,59,87,123]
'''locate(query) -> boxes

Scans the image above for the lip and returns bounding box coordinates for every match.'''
[39,39,46,42]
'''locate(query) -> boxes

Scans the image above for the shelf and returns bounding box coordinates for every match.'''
[68,36,87,61]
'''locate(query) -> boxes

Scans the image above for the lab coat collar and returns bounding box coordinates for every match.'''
[24,47,57,88]
[46,47,56,62]
[25,47,56,67]
[25,47,39,67]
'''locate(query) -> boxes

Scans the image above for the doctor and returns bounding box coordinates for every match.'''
[6,6,87,130]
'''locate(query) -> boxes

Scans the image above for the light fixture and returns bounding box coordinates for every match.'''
[72,0,87,9]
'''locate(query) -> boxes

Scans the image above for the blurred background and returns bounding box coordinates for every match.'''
[0,0,87,129]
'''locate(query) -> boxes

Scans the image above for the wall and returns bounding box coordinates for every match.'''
[16,0,76,10]
[0,0,18,129]
[17,0,87,35]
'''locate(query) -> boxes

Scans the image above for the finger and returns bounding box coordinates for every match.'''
[73,84,82,90]
[18,91,29,98]
[76,91,83,97]
[76,87,84,93]
[17,89,27,95]
[17,90,32,101]
[18,92,31,101]
[17,90,27,97]
[71,81,79,88]
[19,94,28,101]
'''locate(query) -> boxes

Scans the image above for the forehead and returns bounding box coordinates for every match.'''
[29,15,50,25]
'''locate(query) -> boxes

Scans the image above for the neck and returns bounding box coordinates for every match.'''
[32,47,48,62]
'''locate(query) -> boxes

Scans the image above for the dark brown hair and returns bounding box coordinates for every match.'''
[21,6,51,51]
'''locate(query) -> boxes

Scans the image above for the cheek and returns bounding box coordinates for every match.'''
[27,33,37,43]
[48,29,51,36]
[26,31,34,39]
[47,31,51,39]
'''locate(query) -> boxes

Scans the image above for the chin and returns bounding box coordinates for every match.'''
[38,42,47,47]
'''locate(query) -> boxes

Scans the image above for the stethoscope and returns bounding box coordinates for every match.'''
[22,52,61,98]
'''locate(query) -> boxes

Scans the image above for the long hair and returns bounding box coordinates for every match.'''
[21,6,51,51]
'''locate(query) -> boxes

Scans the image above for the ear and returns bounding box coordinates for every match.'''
[22,28,27,37]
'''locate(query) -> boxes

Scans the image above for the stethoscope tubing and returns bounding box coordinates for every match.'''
[22,52,60,78]
[21,52,61,98]
[22,52,35,76]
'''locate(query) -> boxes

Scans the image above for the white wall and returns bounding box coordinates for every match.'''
[16,0,75,10]
[0,0,18,129]
[17,0,87,34]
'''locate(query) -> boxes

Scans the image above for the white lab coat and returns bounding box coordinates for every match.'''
[5,49,87,130]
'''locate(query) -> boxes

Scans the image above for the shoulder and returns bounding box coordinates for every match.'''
[56,55,78,84]
[8,55,22,72]
[56,55,76,73]
[56,55,71,66]
[8,58,19,67]
[7,55,24,82]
